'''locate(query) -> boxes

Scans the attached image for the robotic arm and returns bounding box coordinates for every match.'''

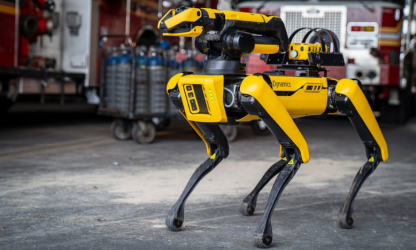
[160,7,388,248]
[158,7,289,60]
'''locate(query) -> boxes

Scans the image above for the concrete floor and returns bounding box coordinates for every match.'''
[0,106,415,249]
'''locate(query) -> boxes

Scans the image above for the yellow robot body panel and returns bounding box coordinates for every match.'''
[269,76,329,117]
[335,79,388,162]
[177,75,228,123]
[269,76,328,91]
[240,75,310,163]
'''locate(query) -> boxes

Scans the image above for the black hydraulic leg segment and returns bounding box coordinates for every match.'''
[240,159,287,216]
[166,123,229,231]
[337,154,380,228]
[166,148,224,230]
[335,93,383,229]
[253,151,301,248]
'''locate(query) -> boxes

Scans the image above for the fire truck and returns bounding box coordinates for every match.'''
[0,0,164,113]
[231,0,415,123]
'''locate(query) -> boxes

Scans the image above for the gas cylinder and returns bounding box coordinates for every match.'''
[115,44,132,113]
[148,46,167,114]
[135,45,148,114]
[106,46,119,108]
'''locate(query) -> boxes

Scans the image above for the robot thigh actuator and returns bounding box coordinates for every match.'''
[158,7,388,248]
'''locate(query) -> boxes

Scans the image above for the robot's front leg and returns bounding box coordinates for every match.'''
[239,75,310,247]
[253,150,301,248]
[240,159,287,216]
[334,79,388,229]
[166,120,229,231]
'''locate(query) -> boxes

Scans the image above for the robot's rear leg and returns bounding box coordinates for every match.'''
[335,79,388,229]
[337,159,379,228]
[166,123,229,231]
[240,159,287,216]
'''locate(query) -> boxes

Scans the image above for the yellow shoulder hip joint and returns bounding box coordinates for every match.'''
[335,79,388,162]
[240,75,310,163]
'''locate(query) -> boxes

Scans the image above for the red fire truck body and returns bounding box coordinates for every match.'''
[238,0,414,122]
[0,0,160,111]
[0,2,18,68]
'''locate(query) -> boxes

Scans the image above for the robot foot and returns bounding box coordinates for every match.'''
[253,233,273,248]
[166,208,184,231]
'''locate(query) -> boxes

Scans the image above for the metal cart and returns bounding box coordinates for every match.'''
[98,35,181,144]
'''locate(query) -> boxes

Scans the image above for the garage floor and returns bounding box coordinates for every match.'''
[1,106,415,249]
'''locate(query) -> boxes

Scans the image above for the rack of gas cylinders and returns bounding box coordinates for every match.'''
[99,38,209,144]
[99,38,270,144]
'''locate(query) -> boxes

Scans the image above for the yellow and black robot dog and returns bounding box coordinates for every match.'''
[158,7,388,248]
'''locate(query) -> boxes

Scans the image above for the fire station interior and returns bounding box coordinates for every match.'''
[0,0,415,249]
